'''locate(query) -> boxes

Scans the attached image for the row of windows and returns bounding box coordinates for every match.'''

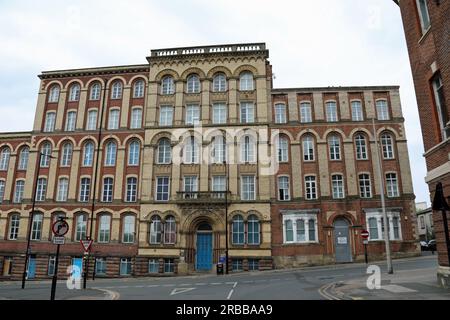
[276,172,400,201]
[43,107,143,133]
[160,72,255,95]
[0,146,29,171]
[48,80,146,103]
[274,99,392,124]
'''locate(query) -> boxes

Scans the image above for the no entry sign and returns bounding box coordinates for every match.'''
[361,230,370,239]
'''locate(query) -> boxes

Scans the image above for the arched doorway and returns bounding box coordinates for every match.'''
[333,218,352,263]
[196,223,213,271]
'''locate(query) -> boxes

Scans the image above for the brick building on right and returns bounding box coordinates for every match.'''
[395,0,450,287]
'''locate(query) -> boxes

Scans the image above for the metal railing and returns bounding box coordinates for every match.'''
[150,43,266,58]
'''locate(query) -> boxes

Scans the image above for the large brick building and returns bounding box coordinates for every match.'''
[395,0,450,287]
[0,43,419,280]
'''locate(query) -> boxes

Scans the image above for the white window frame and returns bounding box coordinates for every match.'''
[274,103,287,124]
[278,176,291,201]
[128,141,140,166]
[183,137,199,164]
[300,102,312,123]
[90,83,101,101]
[79,177,91,202]
[157,139,171,164]
[376,99,390,120]
[155,177,170,202]
[57,178,69,202]
[104,141,117,166]
[240,102,255,124]
[241,175,256,201]
[108,109,120,130]
[386,173,400,198]
[48,85,60,103]
[351,100,364,121]
[213,73,227,92]
[277,136,289,163]
[381,133,395,159]
[305,176,317,200]
[86,109,98,131]
[325,101,338,122]
[126,177,138,203]
[8,214,20,240]
[328,135,341,160]
[130,108,143,129]
[36,178,47,202]
[83,142,94,167]
[359,174,372,198]
[69,84,81,102]
[0,180,5,203]
[65,111,77,132]
[185,104,200,125]
[240,135,256,163]
[102,177,114,203]
[161,76,175,95]
[159,106,174,126]
[0,148,10,171]
[239,72,254,91]
[355,134,368,160]
[98,215,111,243]
[331,174,345,199]
[13,180,25,203]
[212,103,227,124]
[365,210,402,241]
[60,143,73,167]
[186,74,200,94]
[416,0,431,33]
[44,112,56,132]
[282,212,319,244]
[111,81,123,100]
[302,136,315,161]
[133,80,145,98]
[122,215,135,243]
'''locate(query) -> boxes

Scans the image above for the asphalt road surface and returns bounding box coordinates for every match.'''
[0,254,445,300]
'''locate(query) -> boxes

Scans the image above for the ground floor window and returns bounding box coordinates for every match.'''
[95,258,106,275]
[248,259,259,271]
[120,258,132,276]
[48,256,56,276]
[365,210,402,241]
[149,259,159,273]
[164,259,174,273]
[232,259,243,272]
[282,211,319,244]
[2,257,13,276]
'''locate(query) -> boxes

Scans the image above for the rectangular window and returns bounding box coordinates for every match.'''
[65,111,77,132]
[248,259,259,271]
[274,104,287,124]
[159,106,173,126]
[300,102,312,123]
[108,109,120,130]
[359,174,372,198]
[148,259,159,273]
[48,256,56,276]
[8,215,20,240]
[376,100,390,120]
[130,108,143,129]
[120,258,132,276]
[186,104,200,125]
[386,173,399,197]
[75,215,87,241]
[241,175,256,201]
[36,178,47,202]
[416,0,431,33]
[31,214,43,240]
[164,259,175,273]
[351,101,364,121]
[305,176,317,200]
[14,180,25,203]
[86,110,98,130]
[126,177,138,202]
[212,176,226,199]
[326,101,338,122]
[183,176,198,199]
[278,176,290,201]
[95,258,106,275]
[156,177,170,201]
[122,216,135,244]
[240,102,255,124]
[332,175,345,199]
[232,259,243,272]
[432,74,449,140]
[57,178,69,202]
[44,113,56,133]
[102,178,114,202]
[98,215,111,243]
[212,103,227,124]
[0,180,5,203]
[79,178,91,202]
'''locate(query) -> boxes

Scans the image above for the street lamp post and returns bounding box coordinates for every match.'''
[225,160,229,274]
[22,151,54,289]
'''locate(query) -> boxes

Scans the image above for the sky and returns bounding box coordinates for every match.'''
[0,0,430,206]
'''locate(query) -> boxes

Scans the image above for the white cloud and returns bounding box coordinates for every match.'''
[0,0,429,205]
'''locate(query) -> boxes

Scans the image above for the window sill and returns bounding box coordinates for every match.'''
[418,26,432,44]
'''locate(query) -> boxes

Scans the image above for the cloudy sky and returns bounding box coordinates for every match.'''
[0,0,429,205]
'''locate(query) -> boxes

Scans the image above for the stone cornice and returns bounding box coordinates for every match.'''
[39,64,150,80]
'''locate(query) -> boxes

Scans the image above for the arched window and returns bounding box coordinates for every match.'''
[90,82,101,100]
[104,141,117,166]
[240,135,256,163]
[302,135,315,161]
[213,73,227,92]
[48,85,60,103]
[381,133,394,159]
[239,72,254,91]
[161,76,174,95]
[111,81,123,99]
[277,136,289,162]
[133,80,145,98]
[128,141,140,166]
[328,134,341,160]
[149,216,162,244]
[75,214,87,241]
[247,214,260,245]
[164,216,176,244]
[211,135,226,164]
[18,147,29,170]
[186,74,200,93]
[0,147,11,171]
[157,138,172,164]
[40,143,52,167]
[232,215,245,245]
[184,136,199,164]
[355,134,368,160]
[61,143,73,167]
[69,83,81,102]
[8,214,20,240]
[83,142,94,167]
[122,215,135,243]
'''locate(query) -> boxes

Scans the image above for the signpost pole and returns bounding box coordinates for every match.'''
[364,243,368,264]
[50,217,68,301]
[50,243,61,301]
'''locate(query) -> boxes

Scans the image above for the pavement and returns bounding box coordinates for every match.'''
[0,253,447,300]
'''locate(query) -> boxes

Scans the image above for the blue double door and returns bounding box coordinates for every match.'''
[196,233,213,271]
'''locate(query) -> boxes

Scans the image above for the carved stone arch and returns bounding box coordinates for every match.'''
[14,142,32,154]
[56,136,77,149]
[274,130,295,143]
[376,127,401,140]
[37,138,56,150]
[161,211,180,223]
[203,128,228,144]
[207,66,233,79]
[128,75,148,86]
[328,212,357,226]
[155,69,180,82]
[150,131,175,146]
[229,210,245,221]
[297,129,321,143]
[106,76,126,88]
[0,143,14,152]
[323,128,346,141]
[235,127,259,143]
[247,210,264,221]
[64,79,84,91]
[182,210,225,232]
[94,208,114,216]
[44,80,64,92]
[78,136,99,148]
[144,210,163,221]
[233,64,259,77]
[180,67,206,80]
[123,134,144,147]
[85,77,105,89]
[100,135,121,148]
[349,128,373,141]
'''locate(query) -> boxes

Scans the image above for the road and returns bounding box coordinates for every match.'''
[0,254,447,300]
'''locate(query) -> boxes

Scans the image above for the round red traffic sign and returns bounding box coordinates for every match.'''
[361,229,369,239]
[52,220,69,236]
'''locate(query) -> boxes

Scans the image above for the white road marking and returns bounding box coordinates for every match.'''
[163,284,175,287]
[211,282,222,285]
[196,283,206,286]
[171,288,196,296]
[147,285,159,288]
[382,285,417,293]
[227,289,234,300]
